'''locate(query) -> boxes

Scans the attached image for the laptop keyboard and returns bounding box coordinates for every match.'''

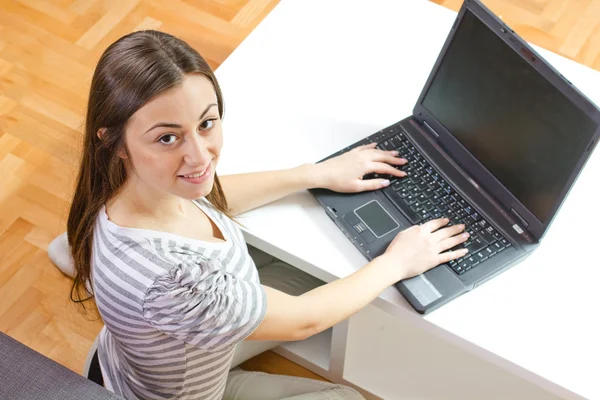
[366,130,511,276]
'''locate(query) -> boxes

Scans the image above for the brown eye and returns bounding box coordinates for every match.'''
[158,134,177,145]
[199,118,216,131]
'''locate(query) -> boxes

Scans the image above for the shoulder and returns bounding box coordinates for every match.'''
[92,209,209,282]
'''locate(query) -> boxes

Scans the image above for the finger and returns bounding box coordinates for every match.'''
[368,162,407,178]
[437,231,470,252]
[369,151,408,166]
[422,218,450,233]
[438,248,469,264]
[431,223,465,242]
[357,178,392,192]
[356,143,378,151]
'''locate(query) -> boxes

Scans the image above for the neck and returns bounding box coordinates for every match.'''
[109,176,191,223]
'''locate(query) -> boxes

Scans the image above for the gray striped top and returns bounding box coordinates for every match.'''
[91,198,267,399]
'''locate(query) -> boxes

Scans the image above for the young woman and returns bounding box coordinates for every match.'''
[48,30,469,400]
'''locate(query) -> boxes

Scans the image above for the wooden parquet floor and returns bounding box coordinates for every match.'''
[1,0,600,381]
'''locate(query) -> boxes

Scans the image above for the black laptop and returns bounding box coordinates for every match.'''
[309,0,600,314]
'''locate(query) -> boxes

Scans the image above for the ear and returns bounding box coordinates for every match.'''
[116,146,128,159]
[98,128,128,159]
[96,128,106,141]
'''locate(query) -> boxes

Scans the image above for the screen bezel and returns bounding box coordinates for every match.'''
[413,0,600,240]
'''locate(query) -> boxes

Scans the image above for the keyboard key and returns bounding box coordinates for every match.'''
[389,136,403,149]
[478,219,489,230]
[466,238,486,254]
[380,140,395,151]
[492,241,505,252]
[418,209,430,220]
[479,229,496,245]
[484,247,496,258]
[465,256,479,268]
[442,207,456,218]
[460,218,472,227]
[392,180,404,191]
[437,203,448,212]
[475,250,488,263]
[449,217,462,226]
[410,203,423,212]
[455,209,468,219]
[422,200,434,211]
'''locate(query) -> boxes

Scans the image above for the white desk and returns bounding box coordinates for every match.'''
[215,1,600,399]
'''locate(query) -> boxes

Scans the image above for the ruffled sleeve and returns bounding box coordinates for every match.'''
[142,257,267,351]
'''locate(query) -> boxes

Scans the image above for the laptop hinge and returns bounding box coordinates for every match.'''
[470,184,536,243]
[510,208,528,229]
[508,208,536,242]
[422,120,440,139]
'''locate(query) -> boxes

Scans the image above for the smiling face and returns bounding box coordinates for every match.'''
[121,74,222,201]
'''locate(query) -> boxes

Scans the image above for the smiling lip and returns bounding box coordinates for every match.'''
[178,164,211,184]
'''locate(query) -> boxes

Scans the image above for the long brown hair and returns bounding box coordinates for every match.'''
[67,30,232,310]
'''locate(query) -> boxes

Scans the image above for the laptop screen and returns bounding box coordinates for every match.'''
[421,10,598,223]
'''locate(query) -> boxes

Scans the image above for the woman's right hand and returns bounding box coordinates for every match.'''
[378,218,470,282]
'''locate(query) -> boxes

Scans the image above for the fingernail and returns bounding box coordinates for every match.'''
[391,150,399,155]
[462,249,469,254]
[463,233,470,238]
[381,179,390,187]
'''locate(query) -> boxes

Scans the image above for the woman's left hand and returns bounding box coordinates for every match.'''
[314,143,408,193]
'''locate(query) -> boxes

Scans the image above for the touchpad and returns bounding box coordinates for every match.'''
[355,200,399,238]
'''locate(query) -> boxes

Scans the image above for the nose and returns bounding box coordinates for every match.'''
[182,134,210,166]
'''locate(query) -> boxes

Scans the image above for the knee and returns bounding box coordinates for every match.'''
[324,385,365,400]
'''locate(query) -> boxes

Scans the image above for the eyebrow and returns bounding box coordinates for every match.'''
[143,103,218,134]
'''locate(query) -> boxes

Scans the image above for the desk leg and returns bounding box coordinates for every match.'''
[273,318,381,400]
[329,318,349,377]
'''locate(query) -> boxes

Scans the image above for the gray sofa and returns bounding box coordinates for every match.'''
[0,332,122,400]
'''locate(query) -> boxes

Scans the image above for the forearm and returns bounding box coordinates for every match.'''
[297,256,396,338]
[249,256,396,342]
[219,163,320,216]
